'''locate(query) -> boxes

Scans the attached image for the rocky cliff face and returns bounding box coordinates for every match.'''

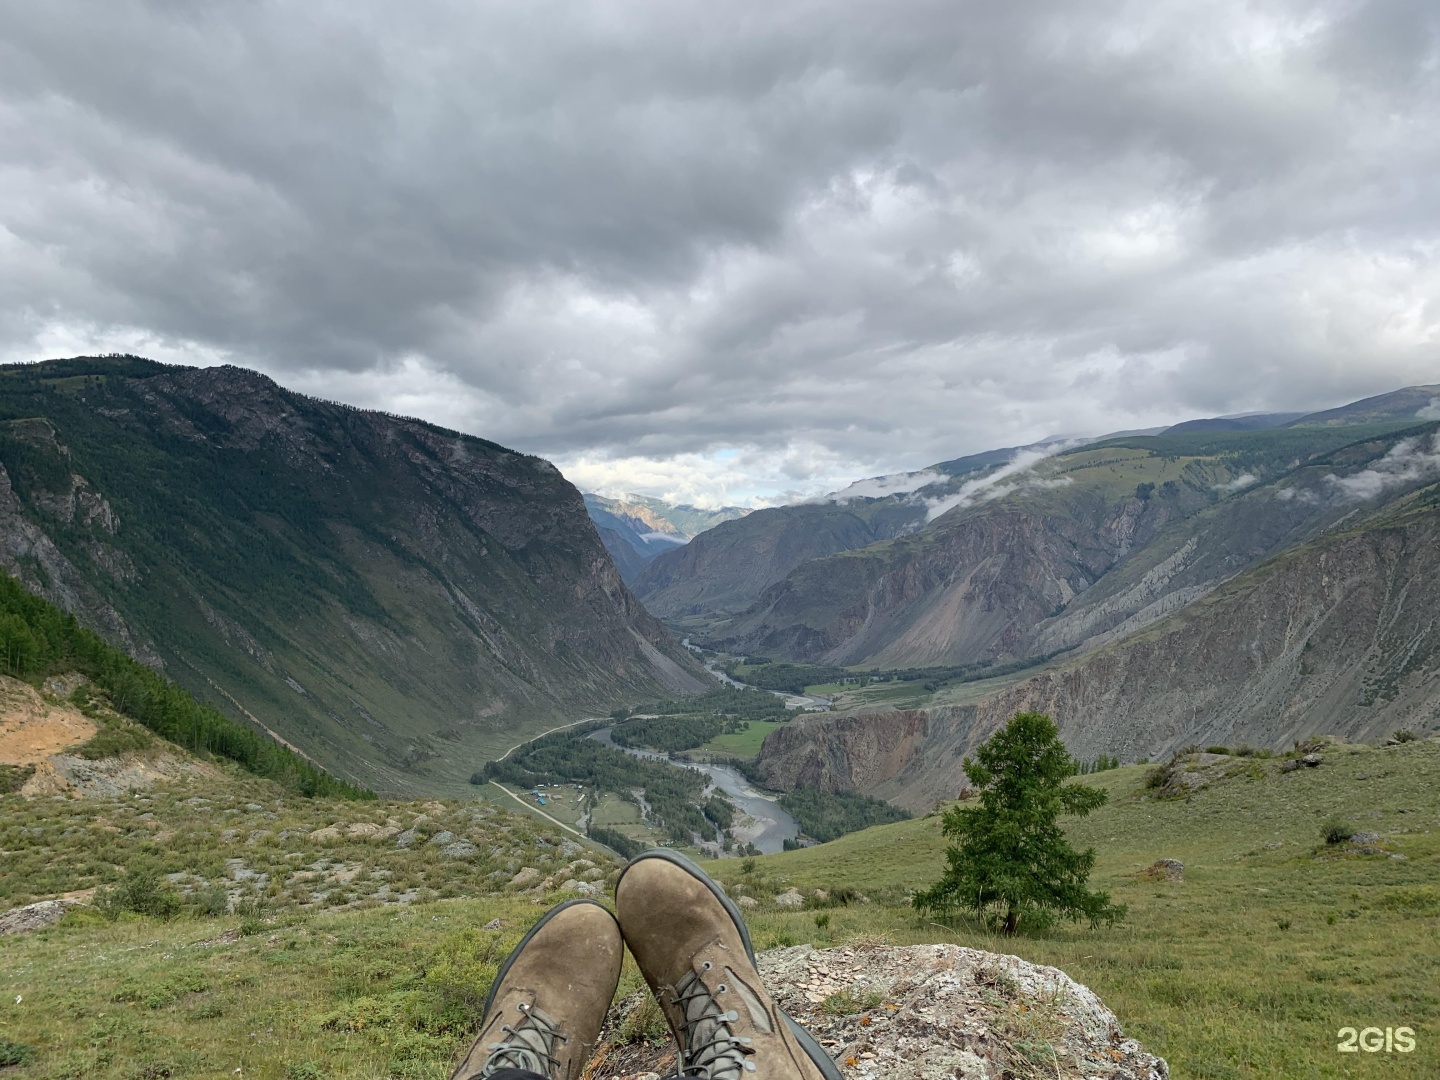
[0,356,706,794]
[720,491,1182,667]
[757,493,1440,810]
[633,500,926,624]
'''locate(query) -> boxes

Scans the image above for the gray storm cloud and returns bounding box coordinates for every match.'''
[2,0,1438,504]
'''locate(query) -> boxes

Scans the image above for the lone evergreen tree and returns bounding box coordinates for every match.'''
[914,711,1124,934]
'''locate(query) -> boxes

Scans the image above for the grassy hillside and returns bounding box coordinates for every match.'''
[0,763,625,1080]
[4,734,1434,1078]
[701,737,1440,1078]
[0,572,363,799]
[0,357,705,796]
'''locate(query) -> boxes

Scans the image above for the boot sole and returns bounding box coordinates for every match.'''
[478,897,620,1021]
[618,849,844,1080]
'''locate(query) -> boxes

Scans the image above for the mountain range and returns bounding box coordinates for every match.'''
[624,384,1440,808]
[5,355,1438,810]
[637,387,1440,668]
[582,493,749,582]
[0,356,706,795]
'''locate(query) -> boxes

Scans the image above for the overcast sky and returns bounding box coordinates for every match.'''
[3,1,1438,506]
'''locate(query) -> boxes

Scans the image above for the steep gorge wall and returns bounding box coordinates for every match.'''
[724,491,1179,668]
[757,502,1440,811]
[634,501,923,621]
[0,358,707,794]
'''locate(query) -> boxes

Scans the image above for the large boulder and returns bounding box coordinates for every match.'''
[587,943,1167,1080]
[0,899,82,936]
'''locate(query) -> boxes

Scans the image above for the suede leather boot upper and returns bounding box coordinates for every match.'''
[451,899,623,1080]
[616,852,840,1080]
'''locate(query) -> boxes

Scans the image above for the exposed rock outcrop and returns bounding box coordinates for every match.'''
[0,898,82,936]
[588,943,1168,1080]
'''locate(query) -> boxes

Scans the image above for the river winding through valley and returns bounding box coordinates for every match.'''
[587,725,800,854]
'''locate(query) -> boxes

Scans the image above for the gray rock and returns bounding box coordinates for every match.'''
[0,899,82,936]
[1349,832,1382,846]
[427,830,456,846]
[394,828,420,848]
[588,944,1168,1079]
[773,888,805,909]
[441,840,478,858]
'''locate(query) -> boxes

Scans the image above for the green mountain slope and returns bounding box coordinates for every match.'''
[706,740,1440,1079]
[0,571,363,798]
[0,357,706,795]
[1287,383,1440,427]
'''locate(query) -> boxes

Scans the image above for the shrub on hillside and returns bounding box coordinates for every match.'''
[1322,821,1354,845]
[75,717,154,759]
[96,867,183,919]
[0,1040,36,1068]
[0,762,35,794]
[1144,760,1177,789]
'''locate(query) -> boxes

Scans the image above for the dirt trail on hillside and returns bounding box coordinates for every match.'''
[0,675,96,764]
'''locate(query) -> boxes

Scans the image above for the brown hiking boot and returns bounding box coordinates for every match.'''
[615,850,842,1080]
[451,899,623,1080]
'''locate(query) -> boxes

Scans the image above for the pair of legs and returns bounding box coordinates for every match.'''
[451,850,841,1080]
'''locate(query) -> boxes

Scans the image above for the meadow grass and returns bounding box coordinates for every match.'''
[0,893,646,1080]
[699,720,784,758]
[3,738,1436,1078]
[702,738,1440,1079]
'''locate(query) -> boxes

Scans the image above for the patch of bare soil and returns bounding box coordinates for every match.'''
[0,674,96,765]
[18,751,222,798]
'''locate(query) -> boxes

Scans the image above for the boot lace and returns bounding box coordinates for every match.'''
[477,1001,567,1078]
[671,964,755,1078]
